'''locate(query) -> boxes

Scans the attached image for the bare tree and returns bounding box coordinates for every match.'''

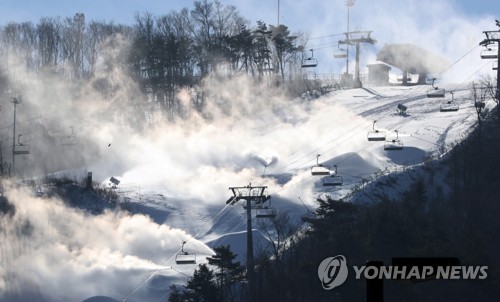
[479,74,499,117]
[257,211,300,263]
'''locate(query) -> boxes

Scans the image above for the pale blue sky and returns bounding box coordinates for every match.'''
[0,0,497,28]
[0,0,498,80]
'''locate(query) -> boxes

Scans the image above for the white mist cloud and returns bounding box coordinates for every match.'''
[1,30,373,300]
[0,184,212,301]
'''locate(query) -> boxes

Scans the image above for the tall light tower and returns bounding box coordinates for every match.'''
[345,0,356,75]
[11,96,21,176]
[277,0,280,26]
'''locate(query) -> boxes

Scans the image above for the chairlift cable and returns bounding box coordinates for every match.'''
[309,33,345,40]
[126,45,496,300]
[121,202,232,301]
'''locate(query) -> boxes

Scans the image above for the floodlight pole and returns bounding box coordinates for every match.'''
[345,0,355,75]
[277,0,280,26]
[11,96,21,176]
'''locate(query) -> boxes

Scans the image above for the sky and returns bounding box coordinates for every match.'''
[0,0,498,79]
[0,0,497,27]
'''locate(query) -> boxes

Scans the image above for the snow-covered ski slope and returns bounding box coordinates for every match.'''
[99,82,493,301]
[3,82,494,302]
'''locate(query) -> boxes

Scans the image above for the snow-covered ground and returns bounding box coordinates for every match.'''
[99,83,492,301]
[1,82,495,302]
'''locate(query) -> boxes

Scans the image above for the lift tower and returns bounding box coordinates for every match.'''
[339,31,376,88]
[226,184,272,301]
[479,21,500,101]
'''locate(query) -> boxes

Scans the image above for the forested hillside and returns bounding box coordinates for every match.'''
[0,1,309,120]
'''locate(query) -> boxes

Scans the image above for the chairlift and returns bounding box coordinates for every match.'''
[426,78,445,98]
[384,130,404,151]
[254,195,276,219]
[323,175,343,186]
[334,50,347,59]
[322,165,343,186]
[367,120,386,141]
[175,241,196,265]
[61,126,78,146]
[493,60,498,71]
[255,207,277,219]
[480,48,498,59]
[301,49,318,68]
[13,134,30,155]
[440,92,459,112]
[334,43,347,59]
[311,154,331,176]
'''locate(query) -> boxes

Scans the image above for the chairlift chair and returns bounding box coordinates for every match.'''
[426,78,445,98]
[440,92,459,112]
[255,207,277,219]
[480,48,498,59]
[13,134,30,155]
[254,195,276,219]
[322,175,343,186]
[321,165,342,186]
[334,42,348,58]
[175,241,196,265]
[334,51,347,59]
[311,154,331,176]
[301,49,318,68]
[384,130,404,151]
[493,61,498,71]
[367,120,386,141]
[61,126,78,146]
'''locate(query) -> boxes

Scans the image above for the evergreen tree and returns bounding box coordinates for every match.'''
[167,284,184,302]
[207,245,244,301]
[183,264,218,302]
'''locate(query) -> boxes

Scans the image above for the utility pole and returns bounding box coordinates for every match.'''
[11,96,21,176]
[339,31,376,88]
[277,0,280,26]
[226,184,272,302]
[345,0,355,76]
[479,20,500,101]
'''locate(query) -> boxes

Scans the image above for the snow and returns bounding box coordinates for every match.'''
[108,84,492,301]
[2,83,496,302]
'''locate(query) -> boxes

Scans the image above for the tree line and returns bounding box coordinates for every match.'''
[0,0,309,118]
